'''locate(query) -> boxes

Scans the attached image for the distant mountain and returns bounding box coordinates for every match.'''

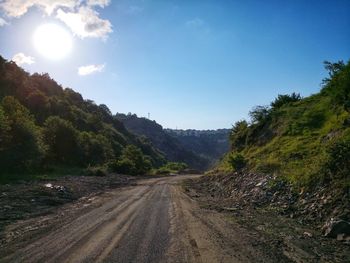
[165,129,231,167]
[115,113,230,170]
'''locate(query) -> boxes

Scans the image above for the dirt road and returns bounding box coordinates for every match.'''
[1,175,290,263]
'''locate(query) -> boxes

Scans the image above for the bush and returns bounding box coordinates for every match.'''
[152,162,188,175]
[85,166,107,177]
[229,153,246,171]
[108,158,137,175]
[108,145,153,175]
[271,93,301,109]
[230,120,249,150]
[324,139,350,180]
[249,105,270,124]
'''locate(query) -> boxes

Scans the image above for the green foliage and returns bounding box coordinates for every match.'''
[0,55,168,180]
[230,120,249,151]
[322,60,350,112]
[0,96,45,172]
[84,166,107,177]
[228,153,246,171]
[223,60,350,189]
[322,60,345,85]
[0,105,11,150]
[78,132,114,166]
[152,162,188,175]
[165,162,188,171]
[323,138,350,181]
[42,116,80,165]
[108,145,153,175]
[249,105,270,124]
[109,158,137,175]
[270,93,301,109]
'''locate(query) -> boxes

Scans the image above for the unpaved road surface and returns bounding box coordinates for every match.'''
[1,175,292,263]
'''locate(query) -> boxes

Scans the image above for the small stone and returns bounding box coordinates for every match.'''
[303,231,313,238]
[337,233,345,241]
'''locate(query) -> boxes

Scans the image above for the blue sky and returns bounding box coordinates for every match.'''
[0,0,349,129]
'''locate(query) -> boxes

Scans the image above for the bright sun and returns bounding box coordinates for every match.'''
[33,23,72,60]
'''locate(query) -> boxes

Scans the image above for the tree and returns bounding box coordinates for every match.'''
[229,153,246,171]
[109,145,153,175]
[230,120,249,150]
[270,93,301,109]
[78,132,114,166]
[321,60,350,112]
[25,90,49,123]
[322,60,345,86]
[0,96,44,172]
[42,116,80,164]
[0,106,11,151]
[249,105,270,124]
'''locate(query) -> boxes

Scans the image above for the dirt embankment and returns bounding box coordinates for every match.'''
[184,173,350,262]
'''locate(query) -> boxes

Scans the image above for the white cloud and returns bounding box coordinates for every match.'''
[56,6,112,39]
[0,17,8,26]
[12,53,35,65]
[186,18,205,29]
[0,0,112,40]
[0,0,78,18]
[78,64,105,75]
[87,0,110,8]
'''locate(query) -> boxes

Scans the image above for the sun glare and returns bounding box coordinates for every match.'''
[33,23,72,60]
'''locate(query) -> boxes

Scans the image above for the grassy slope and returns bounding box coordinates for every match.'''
[217,66,350,189]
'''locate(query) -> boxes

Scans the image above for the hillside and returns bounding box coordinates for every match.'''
[199,60,350,239]
[115,113,209,170]
[0,55,166,179]
[165,128,230,167]
[219,60,350,187]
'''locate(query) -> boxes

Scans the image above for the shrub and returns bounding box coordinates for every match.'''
[108,145,153,175]
[271,93,301,109]
[229,153,246,171]
[108,158,137,175]
[323,139,350,180]
[85,166,107,177]
[230,120,249,150]
[249,105,270,124]
[152,162,188,175]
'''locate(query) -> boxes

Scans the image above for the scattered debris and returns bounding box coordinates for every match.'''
[323,219,350,238]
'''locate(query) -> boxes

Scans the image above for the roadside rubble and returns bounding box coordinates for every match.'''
[0,174,132,241]
[184,172,350,262]
[190,172,350,241]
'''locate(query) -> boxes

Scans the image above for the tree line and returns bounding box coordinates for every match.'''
[0,55,166,176]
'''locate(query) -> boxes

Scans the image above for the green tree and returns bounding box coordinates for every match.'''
[270,93,301,109]
[322,60,345,85]
[323,60,350,112]
[42,116,80,165]
[230,120,249,150]
[249,105,270,124]
[78,132,114,166]
[0,96,44,172]
[0,106,11,151]
[109,145,153,175]
[229,153,246,171]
